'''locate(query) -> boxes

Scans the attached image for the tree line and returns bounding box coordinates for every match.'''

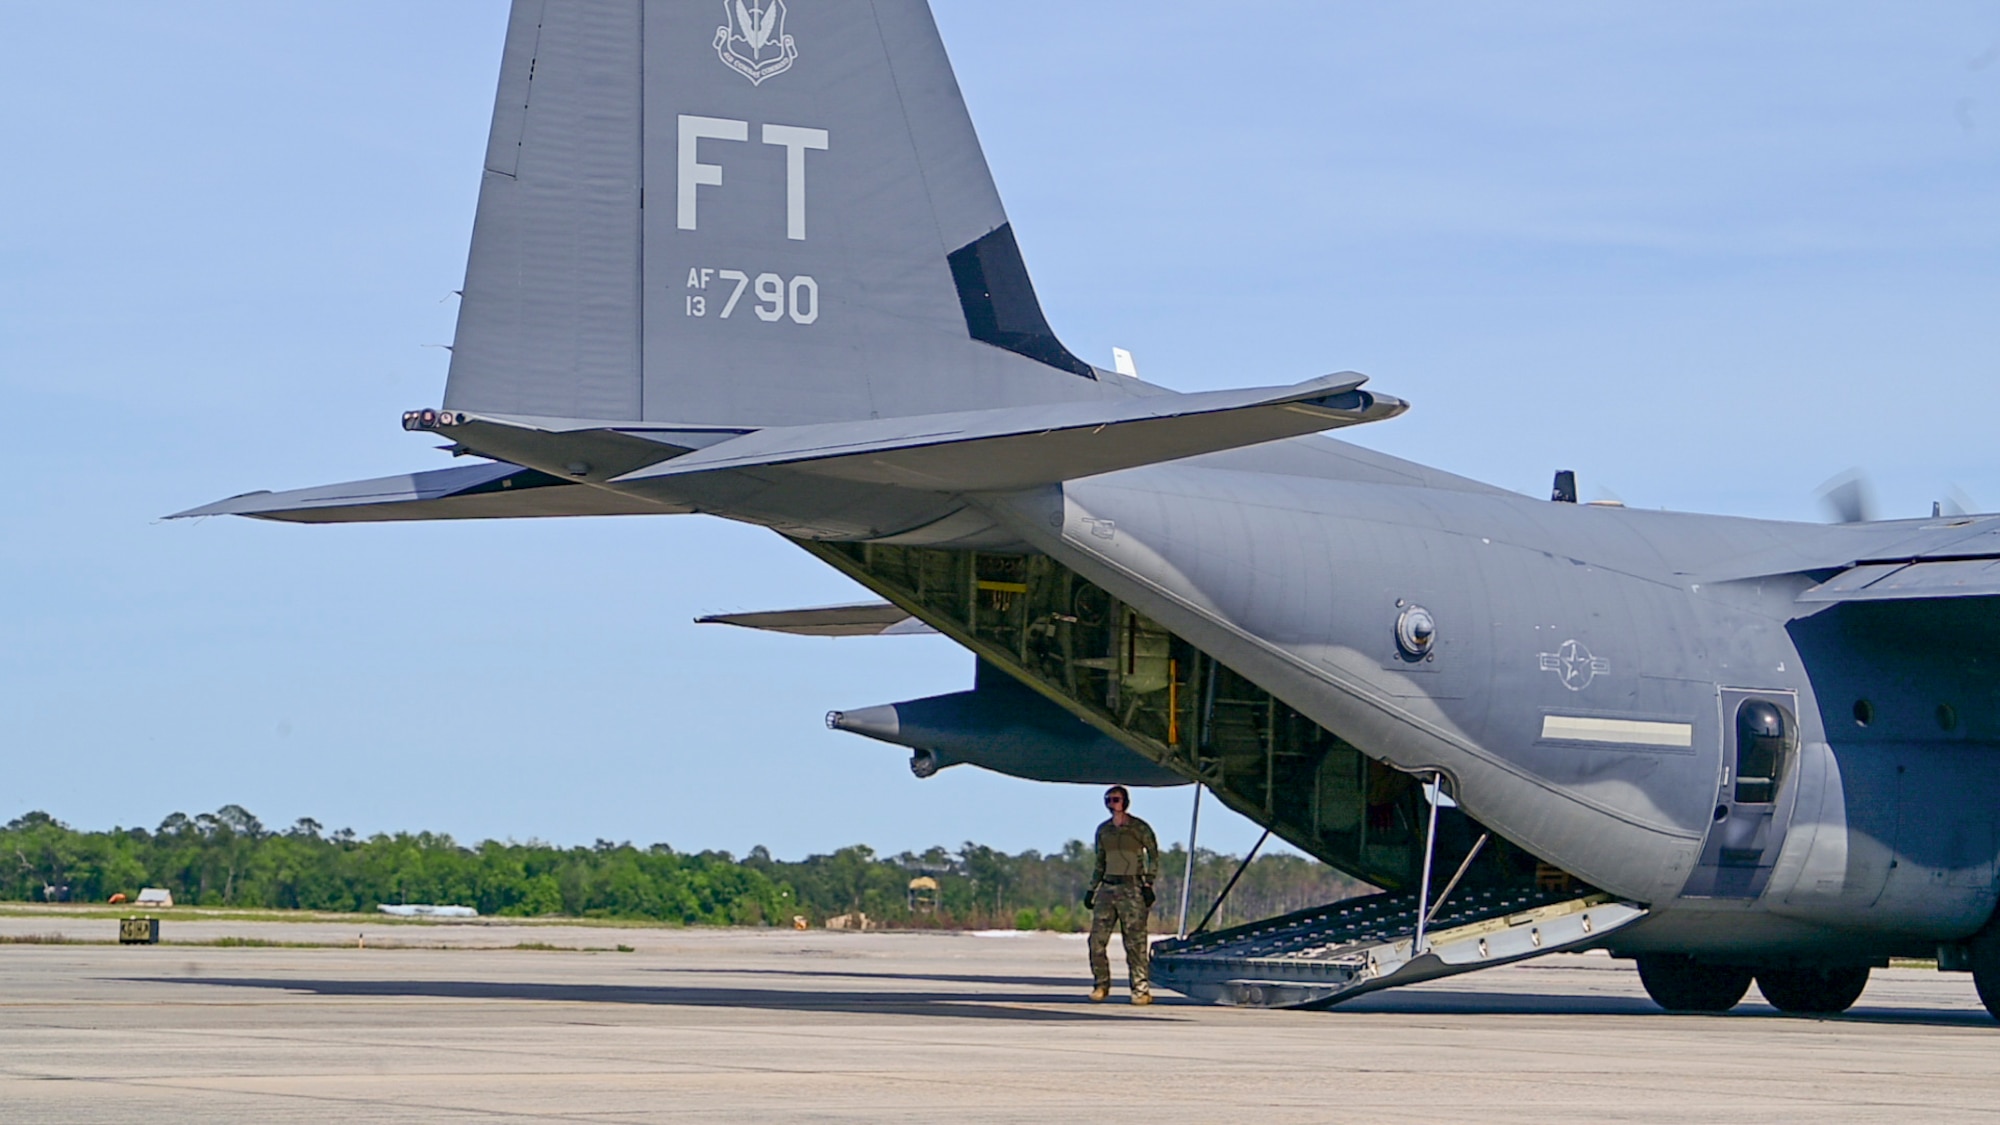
[2,806,1368,932]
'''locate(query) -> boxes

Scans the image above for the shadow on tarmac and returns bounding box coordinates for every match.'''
[129,977,1178,1022]
[125,976,1991,1027]
[643,966,1081,990]
[1337,989,1659,1017]
[1341,988,1996,1027]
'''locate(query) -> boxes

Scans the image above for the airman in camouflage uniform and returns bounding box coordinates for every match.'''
[1087,785,1160,1004]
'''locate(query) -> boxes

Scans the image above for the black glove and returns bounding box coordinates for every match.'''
[1140,883,1156,909]
[1083,885,1097,910]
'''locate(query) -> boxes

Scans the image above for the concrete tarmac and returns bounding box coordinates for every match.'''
[2,912,1996,1123]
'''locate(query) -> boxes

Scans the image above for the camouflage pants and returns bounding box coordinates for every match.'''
[1088,882,1150,993]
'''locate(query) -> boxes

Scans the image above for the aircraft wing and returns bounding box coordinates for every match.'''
[611,372,1405,492]
[168,461,679,523]
[1799,516,2000,603]
[1799,558,2000,604]
[695,602,937,636]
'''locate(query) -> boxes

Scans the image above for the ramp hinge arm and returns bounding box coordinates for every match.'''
[1189,828,1270,936]
[1424,833,1490,927]
[1413,771,1445,955]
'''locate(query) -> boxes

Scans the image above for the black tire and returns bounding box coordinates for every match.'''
[1755,966,1870,1014]
[1636,953,1754,1012]
[1974,940,2000,1022]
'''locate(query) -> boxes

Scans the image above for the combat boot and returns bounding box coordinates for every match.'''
[1130,992,1153,1006]
[1088,984,1110,1002]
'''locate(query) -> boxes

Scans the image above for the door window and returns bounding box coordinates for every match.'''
[1733,699,1794,804]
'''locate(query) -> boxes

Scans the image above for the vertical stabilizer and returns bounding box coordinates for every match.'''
[446,0,1105,428]
[449,0,645,423]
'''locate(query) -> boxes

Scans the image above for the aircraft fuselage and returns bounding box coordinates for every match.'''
[897,443,2000,962]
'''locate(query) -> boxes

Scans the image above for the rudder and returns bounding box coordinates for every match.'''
[445,0,1108,428]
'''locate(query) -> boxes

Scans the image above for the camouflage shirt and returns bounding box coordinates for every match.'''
[1093,816,1160,883]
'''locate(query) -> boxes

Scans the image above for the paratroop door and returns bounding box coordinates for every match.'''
[1681,688,1801,900]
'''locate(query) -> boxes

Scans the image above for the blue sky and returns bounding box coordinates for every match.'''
[2,2,1995,859]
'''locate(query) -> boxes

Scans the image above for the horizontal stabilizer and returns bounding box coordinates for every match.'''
[614,373,1404,493]
[168,462,675,523]
[696,602,936,637]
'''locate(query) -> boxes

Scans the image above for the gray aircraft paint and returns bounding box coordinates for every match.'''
[449,0,1121,426]
[450,0,645,422]
[826,661,1187,787]
[181,0,2000,972]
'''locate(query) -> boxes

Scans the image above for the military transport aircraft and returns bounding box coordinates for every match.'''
[177,0,2000,1018]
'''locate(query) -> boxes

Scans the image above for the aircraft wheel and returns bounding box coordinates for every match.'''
[1974,938,2000,1022]
[1755,966,1870,1014]
[1636,953,1753,1012]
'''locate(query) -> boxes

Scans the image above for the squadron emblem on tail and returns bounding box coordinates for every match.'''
[715,0,798,86]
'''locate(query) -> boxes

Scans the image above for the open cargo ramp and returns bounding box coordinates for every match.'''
[1153,887,1648,1009]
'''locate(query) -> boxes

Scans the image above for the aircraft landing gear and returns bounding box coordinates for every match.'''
[1636,953,1753,1012]
[1755,966,1870,1014]
[1974,936,2000,1021]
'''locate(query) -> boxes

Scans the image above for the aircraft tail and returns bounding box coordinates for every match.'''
[174,2,1410,527]
[446,0,1112,429]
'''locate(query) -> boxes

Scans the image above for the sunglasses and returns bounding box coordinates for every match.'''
[1104,796,1125,806]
